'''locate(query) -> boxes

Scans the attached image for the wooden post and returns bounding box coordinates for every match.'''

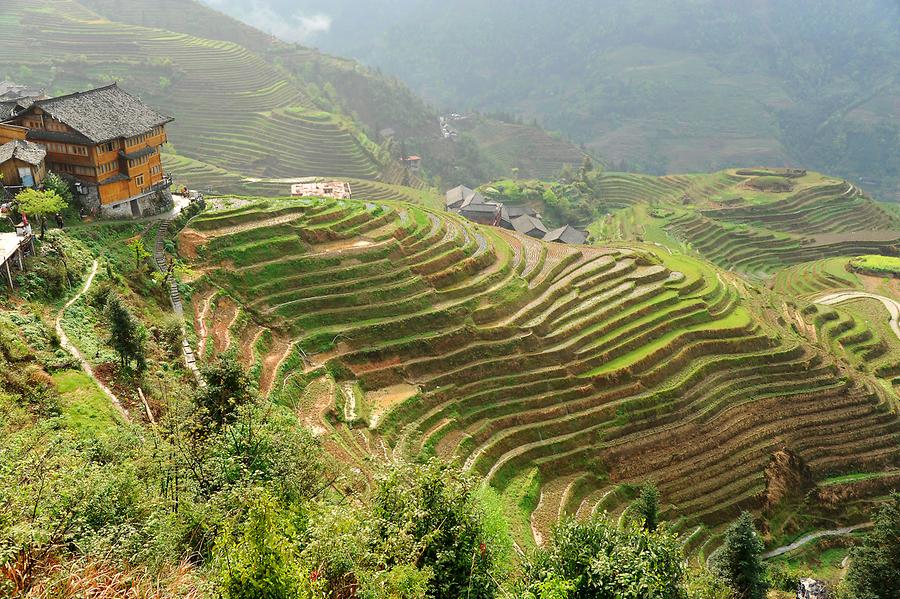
[4,259,13,289]
[16,245,23,270]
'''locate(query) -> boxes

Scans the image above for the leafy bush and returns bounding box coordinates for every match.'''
[371,459,500,598]
[519,516,689,598]
[213,489,313,599]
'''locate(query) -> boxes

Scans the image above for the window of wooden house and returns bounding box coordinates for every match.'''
[135,174,145,187]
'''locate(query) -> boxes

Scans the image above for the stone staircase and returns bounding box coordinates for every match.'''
[154,219,201,380]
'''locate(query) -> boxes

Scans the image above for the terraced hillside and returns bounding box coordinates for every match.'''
[162,154,438,206]
[461,118,588,181]
[592,169,900,277]
[0,0,419,187]
[180,196,900,557]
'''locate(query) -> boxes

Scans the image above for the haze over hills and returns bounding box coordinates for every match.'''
[0,0,586,196]
[208,0,900,201]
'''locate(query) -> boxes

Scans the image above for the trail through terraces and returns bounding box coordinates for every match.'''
[55,259,129,420]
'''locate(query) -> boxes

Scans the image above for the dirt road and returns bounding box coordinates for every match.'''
[762,523,871,559]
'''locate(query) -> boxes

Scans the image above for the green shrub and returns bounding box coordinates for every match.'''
[213,489,313,599]
[519,515,689,598]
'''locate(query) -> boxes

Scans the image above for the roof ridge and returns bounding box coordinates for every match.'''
[34,83,119,107]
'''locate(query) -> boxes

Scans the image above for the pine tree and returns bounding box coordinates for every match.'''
[713,512,768,599]
[844,493,900,598]
[105,294,146,372]
[635,481,660,531]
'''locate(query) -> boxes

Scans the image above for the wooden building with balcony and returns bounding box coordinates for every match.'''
[0,139,46,193]
[0,84,174,218]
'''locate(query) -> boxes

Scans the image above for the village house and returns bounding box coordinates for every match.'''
[458,201,501,225]
[0,139,46,192]
[291,180,352,200]
[402,155,421,171]
[498,204,537,230]
[0,81,45,102]
[445,184,588,243]
[0,84,173,218]
[445,185,479,210]
[544,224,588,245]
[511,213,548,239]
[446,185,502,225]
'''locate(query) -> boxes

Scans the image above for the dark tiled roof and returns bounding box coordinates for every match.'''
[544,224,588,244]
[0,100,17,120]
[500,204,536,223]
[32,84,172,144]
[0,139,46,166]
[460,191,488,208]
[26,128,94,145]
[120,146,156,160]
[446,184,474,207]
[512,214,548,235]
[460,203,500,214]
[99,173,131,184]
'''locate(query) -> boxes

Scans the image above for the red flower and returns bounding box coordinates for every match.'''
[310,570,320,582]
[479,542,486,556]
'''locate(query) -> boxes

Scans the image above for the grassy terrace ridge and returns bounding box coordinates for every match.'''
[590,169,900,277]
[849,255,900,278]
[179,194,900,554]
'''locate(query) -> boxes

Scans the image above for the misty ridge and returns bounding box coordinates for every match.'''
[203,0,900,200]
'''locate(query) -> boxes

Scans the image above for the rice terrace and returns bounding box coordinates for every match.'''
[182,168,900,560]
[1,0,898,596]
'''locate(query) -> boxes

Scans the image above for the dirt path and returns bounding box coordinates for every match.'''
[816,291,900,340]
[762,522,872,559]
[55,260,129,421]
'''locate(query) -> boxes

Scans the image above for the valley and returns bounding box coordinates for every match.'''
[0,0,897,596]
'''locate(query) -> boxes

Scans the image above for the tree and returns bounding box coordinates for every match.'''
[371,459,499,599]
[42,171,73,206]
[195,353,255,430]
[844,493,900,598]
[213,490,312,599]
[15,188,67,239]
[520,515,688,598]
[104,294,147,372]
[127,237,152,272]
[712,512,767,599]
[635,481,660,531]
[580,155,594,180]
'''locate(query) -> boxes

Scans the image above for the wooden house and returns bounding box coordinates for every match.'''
[0,139,46,191]
[0,84,174,218]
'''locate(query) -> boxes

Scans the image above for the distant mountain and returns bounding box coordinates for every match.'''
[209,0,900,200]
[0,0,586,194]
